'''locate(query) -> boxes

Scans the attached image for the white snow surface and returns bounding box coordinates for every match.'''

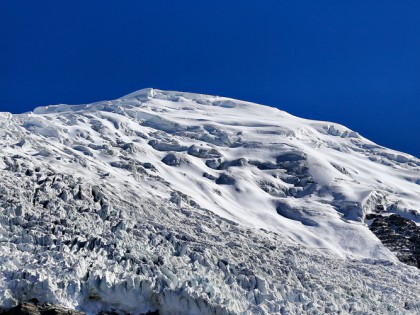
[0,88,419,314]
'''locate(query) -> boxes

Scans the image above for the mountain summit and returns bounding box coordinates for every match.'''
[0,89,419,314]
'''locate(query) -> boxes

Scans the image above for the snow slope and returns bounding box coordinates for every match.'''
[0,88,419,314]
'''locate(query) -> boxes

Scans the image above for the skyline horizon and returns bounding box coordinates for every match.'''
[4,85,418,159]
[1,1,419,158]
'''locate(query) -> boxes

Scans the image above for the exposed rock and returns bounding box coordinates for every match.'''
[1,303,41,315]
[38,304,86,315]
[0,304,85,315]
[0,304,159,315]
[366,213,420,268]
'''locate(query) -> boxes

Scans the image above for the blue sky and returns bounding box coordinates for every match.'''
[1,1,419,157]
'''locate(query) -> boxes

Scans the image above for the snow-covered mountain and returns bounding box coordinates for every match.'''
[0,88,419,314]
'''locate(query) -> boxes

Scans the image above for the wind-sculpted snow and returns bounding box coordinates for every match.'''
[0,88,420,314]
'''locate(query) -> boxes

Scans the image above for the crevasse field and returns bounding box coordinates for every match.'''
[0,89,419,314]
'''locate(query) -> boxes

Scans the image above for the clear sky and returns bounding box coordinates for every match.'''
[1,1,419,157]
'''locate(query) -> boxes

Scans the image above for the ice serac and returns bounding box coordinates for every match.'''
[0,88,419,314]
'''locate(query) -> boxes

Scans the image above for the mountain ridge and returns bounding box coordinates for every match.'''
[0,88,419,314]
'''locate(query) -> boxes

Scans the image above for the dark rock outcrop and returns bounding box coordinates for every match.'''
[0,303,85,315]
[366,213,420,268]
[0,304,159,315]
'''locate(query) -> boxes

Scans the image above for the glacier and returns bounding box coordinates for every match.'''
[0,88,419,314]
